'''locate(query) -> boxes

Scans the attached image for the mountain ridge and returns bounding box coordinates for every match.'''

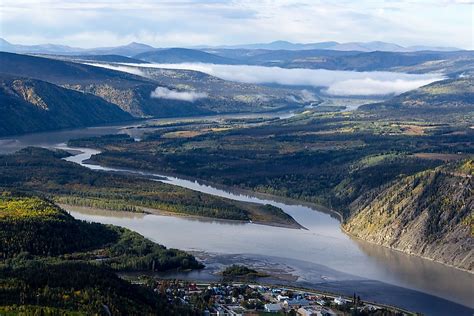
[1,38,463,56]
[203,40,462,52]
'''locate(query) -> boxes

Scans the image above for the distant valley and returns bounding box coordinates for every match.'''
[0,52,308,136]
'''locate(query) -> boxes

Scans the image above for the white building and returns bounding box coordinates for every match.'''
[277,294,289,301]
[264,303,282,313]
[333,296,347,305]
[298,306,337,316]
[285,298,310,307]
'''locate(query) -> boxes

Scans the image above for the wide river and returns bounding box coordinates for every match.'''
[0,115,472,316]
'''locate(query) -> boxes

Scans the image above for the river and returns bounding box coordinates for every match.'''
[0,116,472,316]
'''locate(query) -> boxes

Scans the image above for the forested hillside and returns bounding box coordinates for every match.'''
[344,161,473,271]
[134,47,236,64]
[207,48,474,73]
[0,195,116,258]
[360,77,474,111]
[0,194,202,314]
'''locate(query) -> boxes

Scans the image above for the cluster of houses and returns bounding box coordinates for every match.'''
[262,288,344,315]
[153,280,404,315]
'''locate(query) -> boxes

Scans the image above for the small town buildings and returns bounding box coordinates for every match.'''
[284,298,310,307]
[298,306,337,316]
[264,303,283,313]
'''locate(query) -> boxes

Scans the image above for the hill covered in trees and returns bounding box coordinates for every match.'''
[0,194,203,271]
[359,77,474,112]
[0,195,116,258]
[344,160,473,271]
[0,194,202,314]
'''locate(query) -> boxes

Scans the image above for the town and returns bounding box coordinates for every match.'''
[149,279,414,316]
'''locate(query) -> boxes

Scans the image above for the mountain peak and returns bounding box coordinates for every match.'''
[126,42,154,48]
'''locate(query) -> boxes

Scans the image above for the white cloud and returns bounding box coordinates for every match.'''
[324,78,439,96]
[0,0,471,49]
[123,63,444,96]
[150,87,208,102]
[85,63,146,76]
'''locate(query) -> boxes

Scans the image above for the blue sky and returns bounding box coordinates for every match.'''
[1,0,472,49]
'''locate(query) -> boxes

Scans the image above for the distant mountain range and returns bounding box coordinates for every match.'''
[0,38,154,57]
[134,48,236,64]
[1,38,463,57]
[208,40,462,52]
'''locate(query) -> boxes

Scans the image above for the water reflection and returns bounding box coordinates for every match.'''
[61,205,146,219]
[352,237,474,306]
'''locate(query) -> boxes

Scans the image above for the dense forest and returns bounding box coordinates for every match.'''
[0,147,299,227]
[0,193,203,314]
[0,195,116,258]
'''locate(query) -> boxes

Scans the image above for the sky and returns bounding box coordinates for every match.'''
[0,0,473,49]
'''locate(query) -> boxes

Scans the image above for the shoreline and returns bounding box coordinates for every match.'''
[66,147,473,274]
[60,203,303,230]
[80,155,345,222]
[121,273,418,316]
[118,164,473,275]
[340,224,474,275]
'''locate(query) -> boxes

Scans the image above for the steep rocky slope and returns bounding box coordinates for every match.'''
[0,75,132,136]
[344,160,473,271]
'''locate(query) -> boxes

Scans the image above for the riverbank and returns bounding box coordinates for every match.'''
[89,154,471,275]
[61,203,304,230]
[118,252,474,316]
[71,151,474,274]
[120,277,419,316]
[340,224,474,275]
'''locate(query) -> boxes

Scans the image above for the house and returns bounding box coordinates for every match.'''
[333,296,347,305]
[316,299,326,306]
[277,294,289,301]
[298,306,321,316]
[285,298,310,307]
[264,303,282,313]
[298,306,337,316]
